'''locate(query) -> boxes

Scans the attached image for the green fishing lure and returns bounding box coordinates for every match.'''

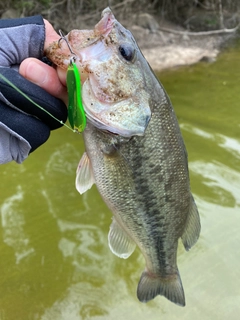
[0,65,87,135]
[66,61,86,133]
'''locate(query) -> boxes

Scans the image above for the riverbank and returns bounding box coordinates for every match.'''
[1,8,239,72]
[128,21,238,72]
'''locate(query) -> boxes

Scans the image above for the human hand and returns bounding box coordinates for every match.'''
[19,19,68,105]
[0,16,68,164]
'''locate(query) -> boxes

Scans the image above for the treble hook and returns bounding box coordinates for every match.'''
[58,30,76,64]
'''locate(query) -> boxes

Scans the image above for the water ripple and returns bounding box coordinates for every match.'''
[0,186,35,264]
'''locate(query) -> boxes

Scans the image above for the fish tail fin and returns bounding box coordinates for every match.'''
[137,270,185,307]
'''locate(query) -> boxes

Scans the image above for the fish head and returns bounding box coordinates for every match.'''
[46,7,152,137]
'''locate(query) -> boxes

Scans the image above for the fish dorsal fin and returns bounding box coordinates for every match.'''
[108,218,136,259]
[181,195,201,251]
[75,152,95,194]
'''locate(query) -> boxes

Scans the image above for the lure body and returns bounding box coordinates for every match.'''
[67,62,86,133]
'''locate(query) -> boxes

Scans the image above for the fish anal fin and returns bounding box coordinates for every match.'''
[137,270,185,307]
[108,218,136,259]
[75,152,95,194]
[181,195,201,251]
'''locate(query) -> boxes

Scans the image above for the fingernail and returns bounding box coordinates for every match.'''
[26,61,48,85]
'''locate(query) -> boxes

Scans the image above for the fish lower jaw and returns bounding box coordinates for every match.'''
[82,79,150,137]
[84,111,146,137]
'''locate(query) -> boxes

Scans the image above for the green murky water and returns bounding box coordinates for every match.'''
[1,44,240,320]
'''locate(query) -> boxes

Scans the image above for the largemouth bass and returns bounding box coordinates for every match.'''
[46,7,200,306]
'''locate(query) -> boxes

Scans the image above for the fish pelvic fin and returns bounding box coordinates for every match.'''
[108,217,136,259]
[75,152,95,194]
[137,270,185,307]
[181,195,201,251]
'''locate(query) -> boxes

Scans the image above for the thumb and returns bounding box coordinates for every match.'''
[19,58,68,105]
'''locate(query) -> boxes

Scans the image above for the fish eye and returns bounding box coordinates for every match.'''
[119,44,135,62]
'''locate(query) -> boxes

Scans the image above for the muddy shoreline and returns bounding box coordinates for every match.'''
[129,23,238,72]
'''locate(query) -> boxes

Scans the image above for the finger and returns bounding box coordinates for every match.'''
[57,66,67,86]
[19,58,68,105]
[0,67,67,130]
[43,19,60,50]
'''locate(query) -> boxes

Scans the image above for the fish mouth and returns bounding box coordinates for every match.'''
[64,7,152,137]
[82,79,151,137]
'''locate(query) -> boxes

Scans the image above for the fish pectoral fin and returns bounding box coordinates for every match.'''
[181,195,201,251]
[108,218,136,259]
[75,152,95,194]
[137,269,185,306]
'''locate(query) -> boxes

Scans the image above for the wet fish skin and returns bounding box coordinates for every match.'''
[46,8,200,306]
[83,87,200,306]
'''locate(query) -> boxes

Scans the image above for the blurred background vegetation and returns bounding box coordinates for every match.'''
[0,0,239,32]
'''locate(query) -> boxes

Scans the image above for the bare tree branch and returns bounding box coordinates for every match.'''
[157,24,239,36]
